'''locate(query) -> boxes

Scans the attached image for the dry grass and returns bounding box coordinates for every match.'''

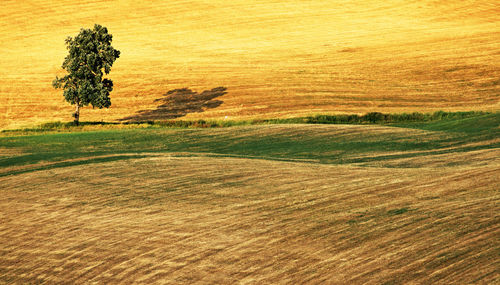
[0,152,498,283]
[1,0,499,129]
[1,2,498,281]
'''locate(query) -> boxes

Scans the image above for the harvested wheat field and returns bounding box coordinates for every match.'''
[0,153,499,283]
[1,0,499,283]
[0,118,499,283]
[1,0,499,129]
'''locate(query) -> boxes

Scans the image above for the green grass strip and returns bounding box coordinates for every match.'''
[2,111,492,133]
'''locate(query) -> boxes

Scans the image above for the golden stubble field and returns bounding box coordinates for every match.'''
[1,0,499,129]
[0,150,499,283]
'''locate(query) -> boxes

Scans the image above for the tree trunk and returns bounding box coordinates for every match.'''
[74,104,80,126]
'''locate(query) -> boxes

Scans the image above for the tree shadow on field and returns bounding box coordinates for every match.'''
[120,87,227,121]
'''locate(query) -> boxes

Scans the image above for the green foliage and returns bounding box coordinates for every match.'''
[394,112,499,134]
[300,111,486,124]
[128,111,488,127]
[1,111,494,133]
[52,24,120,122]
[0,112,498,176]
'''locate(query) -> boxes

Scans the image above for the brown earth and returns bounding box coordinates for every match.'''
[1,0,499,129]
[0,151,498,283]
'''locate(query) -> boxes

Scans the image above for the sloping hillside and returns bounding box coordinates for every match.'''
[1,0,499,129]
[0,116,499,283]
[1,154,499,284]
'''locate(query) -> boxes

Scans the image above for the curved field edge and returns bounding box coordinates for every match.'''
[0,156,498,283]
[0,114,498,176]
[0,114,498,283]
[0,110,492,133]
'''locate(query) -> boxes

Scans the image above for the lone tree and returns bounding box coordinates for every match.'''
[53,24,120,125]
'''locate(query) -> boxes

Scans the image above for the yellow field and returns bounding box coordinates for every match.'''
[1,0,499,129]
[0,122,499,283]
[1,151,498,283]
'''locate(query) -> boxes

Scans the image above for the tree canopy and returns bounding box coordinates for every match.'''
[53,24,120,124]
